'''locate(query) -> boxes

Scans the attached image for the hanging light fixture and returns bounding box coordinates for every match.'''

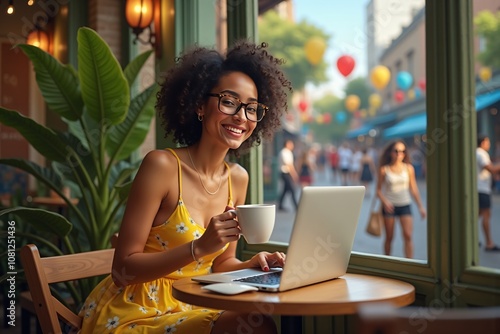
[27,28,50,53]
[7,0,14,14]
[125,0,161,56]
[28,0,34,5]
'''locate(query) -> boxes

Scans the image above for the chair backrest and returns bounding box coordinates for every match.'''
[356,302,500,334]
[20,244,115,333]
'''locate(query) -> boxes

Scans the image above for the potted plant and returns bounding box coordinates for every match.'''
[0,27,157,301]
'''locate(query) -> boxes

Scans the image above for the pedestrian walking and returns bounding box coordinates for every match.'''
[359,148,377,196]
[329,145,340,184]
[298,148,315,187]
[376,140,426,258]
[338,142,353,186]
[278,139,299,211]
[476,135,500,251]
[351,146,363,185]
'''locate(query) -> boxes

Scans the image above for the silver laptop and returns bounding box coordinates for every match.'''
[192,186,365,292]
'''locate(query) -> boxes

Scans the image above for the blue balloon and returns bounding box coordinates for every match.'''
[414,87,422,98]
[336,111,347,124]
[396,71,413,91]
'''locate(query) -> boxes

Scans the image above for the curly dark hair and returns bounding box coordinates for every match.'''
[156,40,292,156]
[379,140,410,166]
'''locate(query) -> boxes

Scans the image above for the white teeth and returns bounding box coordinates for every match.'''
[225,126,243,134]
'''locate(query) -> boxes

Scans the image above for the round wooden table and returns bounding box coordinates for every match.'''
[173,273,415,333]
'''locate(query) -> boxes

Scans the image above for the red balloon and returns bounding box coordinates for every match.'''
[298,100,308,112]
[418,79,426,91]
[337,55,355,77]
[323,113,332,124]
[394,90,405,103]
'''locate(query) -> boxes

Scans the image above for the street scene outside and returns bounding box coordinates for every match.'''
[256,0,500,271]
[267,167,500,269]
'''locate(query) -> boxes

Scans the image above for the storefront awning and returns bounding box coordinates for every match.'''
[379,89,500,140]
[369,112,397,126]
[476,89,500,111]
[383,113,427,139]
[345,113,397,139]
[345,124,373,138]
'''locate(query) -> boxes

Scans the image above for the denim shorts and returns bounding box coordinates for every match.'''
[479,193,491,209]
[382,204,412,217]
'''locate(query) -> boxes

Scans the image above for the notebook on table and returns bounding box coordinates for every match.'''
[192,186,365,292]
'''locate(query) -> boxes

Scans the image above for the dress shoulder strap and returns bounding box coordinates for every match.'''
[165,148,183,198]
[224,161,234,207]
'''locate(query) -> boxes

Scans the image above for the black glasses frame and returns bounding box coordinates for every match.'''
[208,93,267,122]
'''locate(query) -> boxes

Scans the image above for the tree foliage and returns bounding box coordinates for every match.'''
[308,94,350,143]
[314,93,343,115]
[258,11,330,90]
[474,11,500,69]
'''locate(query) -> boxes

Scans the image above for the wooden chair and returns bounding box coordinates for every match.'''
[356,302,500,334]
[20,244,115,334]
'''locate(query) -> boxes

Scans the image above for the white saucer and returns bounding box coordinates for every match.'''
[201,282,259,295]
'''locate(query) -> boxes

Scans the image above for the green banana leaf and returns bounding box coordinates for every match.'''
[115,180,134,203]
[0,27,154,256]
[109,160,140,190]
[0,108,70,162]
[77,27,129,125]
[64,111,100,153]
[52,132,98,184]
[17,44,83,121]
[106,84,157,161]
[0,208,72,238]
[124,50,154,87]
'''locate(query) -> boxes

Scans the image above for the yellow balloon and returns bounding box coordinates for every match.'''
[479,66,492,82]
[368,93,382,109]
[360,110,367,119]
[345,95,360,112]
[408,88,416,101]
[315,114,323,124]
[370,65,391,90]
[304,37,326,65]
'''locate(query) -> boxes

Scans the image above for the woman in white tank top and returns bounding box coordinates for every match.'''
[376,140,426,258]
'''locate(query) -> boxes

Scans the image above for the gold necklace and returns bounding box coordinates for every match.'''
[187,147,224,195]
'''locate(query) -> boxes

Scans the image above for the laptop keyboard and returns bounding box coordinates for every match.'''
[233,271,282,285]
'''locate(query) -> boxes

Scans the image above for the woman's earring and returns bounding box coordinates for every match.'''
[198,114,204,122]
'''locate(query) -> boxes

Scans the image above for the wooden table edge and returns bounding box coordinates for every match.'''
[172,273,416,316]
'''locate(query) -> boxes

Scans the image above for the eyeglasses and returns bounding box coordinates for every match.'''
[208,93,267,122]
[393,149,406,154]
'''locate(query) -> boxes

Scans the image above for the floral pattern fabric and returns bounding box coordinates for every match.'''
[79,149,232,333]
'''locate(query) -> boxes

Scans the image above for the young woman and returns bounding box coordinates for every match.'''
[79,41,291,334]
[376,140,426,258]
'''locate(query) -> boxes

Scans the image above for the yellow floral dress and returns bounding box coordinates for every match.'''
[79,149,232,333]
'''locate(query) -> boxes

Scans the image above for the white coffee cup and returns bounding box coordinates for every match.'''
[229,204,276,244]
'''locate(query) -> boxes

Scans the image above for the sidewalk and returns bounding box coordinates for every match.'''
[267,168,500,269]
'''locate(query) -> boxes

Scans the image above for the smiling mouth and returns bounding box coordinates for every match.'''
[224,125,244,134]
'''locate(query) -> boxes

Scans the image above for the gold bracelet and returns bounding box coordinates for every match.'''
[191,239,198,262]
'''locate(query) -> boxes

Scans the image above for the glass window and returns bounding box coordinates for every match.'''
[259,0,429,261]
[472,0,500,268]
